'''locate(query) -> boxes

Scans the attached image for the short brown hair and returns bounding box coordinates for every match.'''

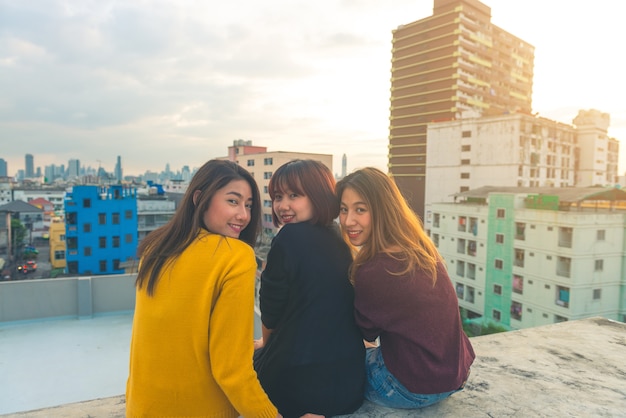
[269,159,338,227]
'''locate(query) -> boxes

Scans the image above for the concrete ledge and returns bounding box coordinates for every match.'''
[3,317,625,417]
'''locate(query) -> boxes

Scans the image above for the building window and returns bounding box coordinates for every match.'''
[593,289,602,300]
[264,158,273,165]
[595,259,603,272]
[67,237,78,250]
[99,260,107,272]
[467,263,476,280]
[247,159,255,167]
[492,309,501,321]
[113,259,121,270]
[433,213,440,228]
[54,250,65,260]
[460,172,470,179]
[496,233,504,244]
[66,212,77,225]
[514,249,525,267]
[457,238,466,254]
[263,214,273,223]
[456,260,465,277]
[496,208,505,219]
[125,233,133,244]
[112,213,120,225]
[125,210,133,220]
[494,284,502,295]
[467,240,476,256]
[555,315,568,323]
[98,213,106,225]
[263,186,268,193]
[558,227,573,248]
[462,130,472,138]
[99,236,106,248]
[513,274,524,294]
[456,283,464,299]
[264,200,272,208]
[83,198,91,208]
[68,261,78,274]
[557,256,571,278]
[461,145,471,151]
[495,259,503,270]
[465,286,475,303]
[432,233,439,247]
[84,247,92,256]
[515,222,526,240]
[556,285,570,308]
[597,229,605,241]
[112,236,120,248]
[83,223,91,233]
[511,301,523,321]
[461,159,470,165]
[458,216,467,232]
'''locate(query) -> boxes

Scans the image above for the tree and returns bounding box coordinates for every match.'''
[10,218,27,259]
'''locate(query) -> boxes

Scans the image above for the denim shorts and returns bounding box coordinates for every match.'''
[364,347,463,409]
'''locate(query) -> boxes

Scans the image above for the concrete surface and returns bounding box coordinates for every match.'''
[2,317,625,417]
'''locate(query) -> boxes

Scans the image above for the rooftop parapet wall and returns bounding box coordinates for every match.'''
[3,317,625,417]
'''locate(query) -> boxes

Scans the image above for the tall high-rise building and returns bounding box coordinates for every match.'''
[388,0,535,218]
[25,154,34,178]
[68,159,80,179]
[115,156,123,183]
[0,158,7,177]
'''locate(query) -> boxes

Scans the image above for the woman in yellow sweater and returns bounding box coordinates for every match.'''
[126,160,280,418]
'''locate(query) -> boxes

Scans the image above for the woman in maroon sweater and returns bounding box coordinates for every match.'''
[336,167,475,410]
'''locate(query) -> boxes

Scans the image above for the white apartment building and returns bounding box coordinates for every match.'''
[424,109,619,217]
[137,195,176,244]
[428,186,626,330]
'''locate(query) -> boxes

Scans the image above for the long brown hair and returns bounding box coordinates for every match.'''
[336,167,441,285]
[268,159,338,227]
[136,160,261,295]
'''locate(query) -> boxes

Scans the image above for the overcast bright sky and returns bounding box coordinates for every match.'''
[1,0,625,177]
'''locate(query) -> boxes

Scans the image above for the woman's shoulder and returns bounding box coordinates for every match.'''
[194,231,255,256]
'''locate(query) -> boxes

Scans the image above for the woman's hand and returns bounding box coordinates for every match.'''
[253,337,264,350]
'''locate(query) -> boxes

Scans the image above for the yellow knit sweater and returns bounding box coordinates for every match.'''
[126,231,277,418]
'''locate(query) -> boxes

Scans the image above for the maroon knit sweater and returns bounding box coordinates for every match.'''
[354,253,475,394]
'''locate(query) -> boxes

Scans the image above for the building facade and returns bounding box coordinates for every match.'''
[428,186,626,329]
[48,220,67,270]
[389,0,534,218]
[64,185,138,275]
[137,192,176,244]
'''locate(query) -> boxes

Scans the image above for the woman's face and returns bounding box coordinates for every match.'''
[201,179,253,239]
[339,187,372,247]
[272,188,314,225]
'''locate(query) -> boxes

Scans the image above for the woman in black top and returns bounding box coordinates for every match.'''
[254,159,365,418]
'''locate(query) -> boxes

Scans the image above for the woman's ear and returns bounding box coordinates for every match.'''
[192,190,201,206]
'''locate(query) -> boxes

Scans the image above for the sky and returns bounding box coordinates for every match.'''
[1,0,625,177]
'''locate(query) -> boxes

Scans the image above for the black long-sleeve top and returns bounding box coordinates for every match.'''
[254,222,365,417]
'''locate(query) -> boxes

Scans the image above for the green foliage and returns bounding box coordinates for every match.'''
[10,219,27,250]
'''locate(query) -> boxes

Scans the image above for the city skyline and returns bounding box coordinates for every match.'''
[1,0,625,176]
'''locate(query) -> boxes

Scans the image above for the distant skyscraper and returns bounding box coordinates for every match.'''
[115,156,123,183]
[341,154,347,178]
[25,154,34,178]
[0,158,7,177]
[388,0,535,218]
[68,159,80,178]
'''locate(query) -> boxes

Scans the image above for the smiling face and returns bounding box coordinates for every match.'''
[272,188,314,225]
[201,179,253,238]
[339,187,372,247]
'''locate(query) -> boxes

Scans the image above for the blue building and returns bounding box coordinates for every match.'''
[64,185,138,275]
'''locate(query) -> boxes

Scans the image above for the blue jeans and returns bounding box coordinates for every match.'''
[364,347,463,409]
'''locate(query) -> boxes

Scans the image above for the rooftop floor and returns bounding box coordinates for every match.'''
[1,316,626,417]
